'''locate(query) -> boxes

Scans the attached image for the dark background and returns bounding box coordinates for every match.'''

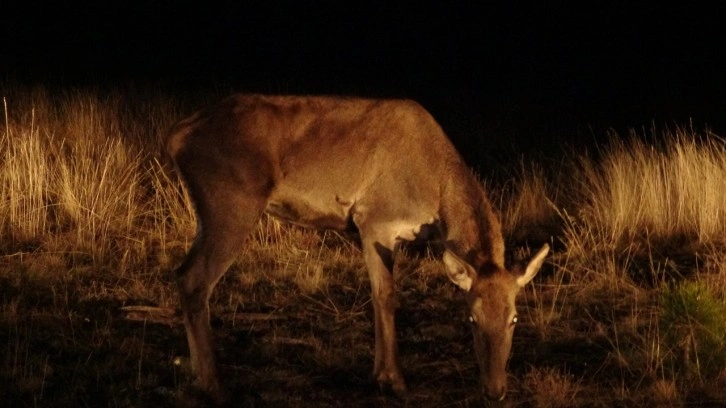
[2,2,725,164]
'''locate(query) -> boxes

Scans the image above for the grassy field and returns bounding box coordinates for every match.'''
[2,86,726,407]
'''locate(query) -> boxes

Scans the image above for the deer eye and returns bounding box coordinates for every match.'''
[511,315,518,325]
[469,315,476,323]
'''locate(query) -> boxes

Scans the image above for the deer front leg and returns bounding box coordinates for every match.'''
[362,238,407,396]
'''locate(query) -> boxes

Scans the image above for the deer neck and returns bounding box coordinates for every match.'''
[439,165,505,270]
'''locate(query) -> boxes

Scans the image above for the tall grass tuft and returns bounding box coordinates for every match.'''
[0,88,189,272]
[561,128,726,286]
[0,121,52,242]
[54,136,143,262]
[572,129,726,252]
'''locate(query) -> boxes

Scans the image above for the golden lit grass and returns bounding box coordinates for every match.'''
[1,86,725,406]
[1,89,194,269]
[568,130,726,257]
[0,121,51,241]
[483,126,726,405]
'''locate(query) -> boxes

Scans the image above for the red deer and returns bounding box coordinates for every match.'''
[166,94,549,402]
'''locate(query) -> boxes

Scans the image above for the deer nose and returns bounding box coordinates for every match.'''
[484,384,507,401]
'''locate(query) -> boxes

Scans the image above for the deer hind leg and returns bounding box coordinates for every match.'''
[360,234,407,396]
[175,191,266,403]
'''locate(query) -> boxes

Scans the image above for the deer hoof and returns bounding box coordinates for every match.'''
[189,378,230,406]
[376,372,408,398]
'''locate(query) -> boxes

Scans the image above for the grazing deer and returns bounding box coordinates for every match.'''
[166,94,549,403]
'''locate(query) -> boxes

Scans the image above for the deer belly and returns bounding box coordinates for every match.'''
[386,218,438,242]
[264,199,350,230]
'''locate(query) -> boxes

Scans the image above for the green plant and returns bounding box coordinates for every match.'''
[659,280,726,379]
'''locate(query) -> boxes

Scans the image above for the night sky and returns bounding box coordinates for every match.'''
[3,2,725,152]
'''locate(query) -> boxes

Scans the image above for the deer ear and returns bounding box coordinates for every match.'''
[516,244,550,287]
[443,250,475,291]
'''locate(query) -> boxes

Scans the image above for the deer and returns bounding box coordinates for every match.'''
[165,94,549,403]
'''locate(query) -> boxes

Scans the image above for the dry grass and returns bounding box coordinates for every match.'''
[1,86,725,407]
[565,130,726,277]
[522,367,582,408]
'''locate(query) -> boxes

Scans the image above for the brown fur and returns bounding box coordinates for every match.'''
[166,94,548,403]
